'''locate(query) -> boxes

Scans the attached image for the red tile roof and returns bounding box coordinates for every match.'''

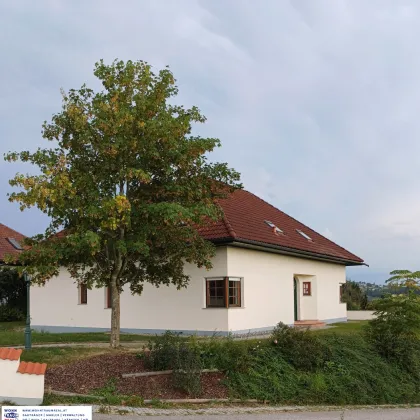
[198,189,364,265]
[17,361,47,376]
[22,189,363,266]
[0,223,26,263]
[0,347,22,361]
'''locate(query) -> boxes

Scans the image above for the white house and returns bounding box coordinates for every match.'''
[3,189,365,335]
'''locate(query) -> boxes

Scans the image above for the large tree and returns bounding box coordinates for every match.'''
[387,270,420,291]
[5,59,241,347]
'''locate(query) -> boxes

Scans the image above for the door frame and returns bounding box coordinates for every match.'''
[293,277,299,321]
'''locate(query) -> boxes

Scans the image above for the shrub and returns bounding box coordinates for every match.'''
[195,334,255,372]
[0,305,25,322]
[364,292,420,374]
[172,343,202,397]
[142,331,185,371]
[270,322,330,371]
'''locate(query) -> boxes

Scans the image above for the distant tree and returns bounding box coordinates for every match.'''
[5,59,241,348]
[341,280,368,310]
[387,270,420,291]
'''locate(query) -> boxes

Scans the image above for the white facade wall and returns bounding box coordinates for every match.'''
[347,310,376,320]
[226,247,347,332]
[31,247,229,334]
[31,245,348,335]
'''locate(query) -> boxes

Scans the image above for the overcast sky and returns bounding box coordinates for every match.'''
[1,0,419,284]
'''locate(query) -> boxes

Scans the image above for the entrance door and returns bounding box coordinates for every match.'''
[293,277,298,321]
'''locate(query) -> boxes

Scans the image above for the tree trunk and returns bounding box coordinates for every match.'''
[110,276,121,348]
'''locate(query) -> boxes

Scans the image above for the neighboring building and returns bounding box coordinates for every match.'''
[0,223,26,305]
[27,189,365,335]
[0,223,25,264]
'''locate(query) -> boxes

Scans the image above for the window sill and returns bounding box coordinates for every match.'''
[202,307,245,310]
[78,303,87,305]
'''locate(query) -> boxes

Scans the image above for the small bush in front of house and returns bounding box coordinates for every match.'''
[194,334,255,372]
[172,343,203,397]
[270,322,330,371]
[0,305,25,322]
[143,331,185,371]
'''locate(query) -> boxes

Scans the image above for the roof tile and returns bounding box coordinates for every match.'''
[198,189,364,264]
[0,347,23,361]
[17,361,47,376]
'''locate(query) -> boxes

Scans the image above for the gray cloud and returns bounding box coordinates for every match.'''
[1,0,420,282]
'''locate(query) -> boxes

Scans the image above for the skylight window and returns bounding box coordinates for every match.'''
[7,238,23,250]
[296,230,312,241]
[264,220,284,235]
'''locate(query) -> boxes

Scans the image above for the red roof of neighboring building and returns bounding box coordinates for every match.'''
[198,189,364,265]
[0,347,22,361]
[0,223,26,263]
[17,361,47,376]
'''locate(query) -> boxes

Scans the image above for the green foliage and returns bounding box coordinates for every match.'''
[0,305,24,322]
[228,333,420,404]
[194,334,255,372]
[5,59,241,346]
[341,280,368,310]
[143,331,186,371]
[270,322,330,371]
[0,268,26,313]
[172,343,202,397]
[364,292,420,374]
[387,269,420,290]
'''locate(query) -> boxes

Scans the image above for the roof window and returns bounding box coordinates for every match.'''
[264,220,284,235]
[7,238,23,250]
[297,230,312,241]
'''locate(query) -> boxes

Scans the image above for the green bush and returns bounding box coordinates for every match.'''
[172,343,202,397]
[0,305,25,322]
[194,334,256,372]
[142,331,185,371]
[364,292,420,374]
[270,322,330,371]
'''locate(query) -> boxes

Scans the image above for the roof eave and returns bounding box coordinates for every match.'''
[212,237,365,266]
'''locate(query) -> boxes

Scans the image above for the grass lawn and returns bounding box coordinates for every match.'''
[0,321,151,346]
[314,320,369,335]
[20,347,119,366]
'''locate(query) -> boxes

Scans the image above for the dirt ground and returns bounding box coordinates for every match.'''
[45,353,228,399]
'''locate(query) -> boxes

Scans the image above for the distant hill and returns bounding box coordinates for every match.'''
[352,280,419,300]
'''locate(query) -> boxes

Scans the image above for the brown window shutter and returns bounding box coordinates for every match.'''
[80,284,87,304]
[107,287,112,309]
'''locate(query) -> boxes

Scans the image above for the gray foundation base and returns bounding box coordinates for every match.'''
[0,396,43,405]
[32,317,347,337]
